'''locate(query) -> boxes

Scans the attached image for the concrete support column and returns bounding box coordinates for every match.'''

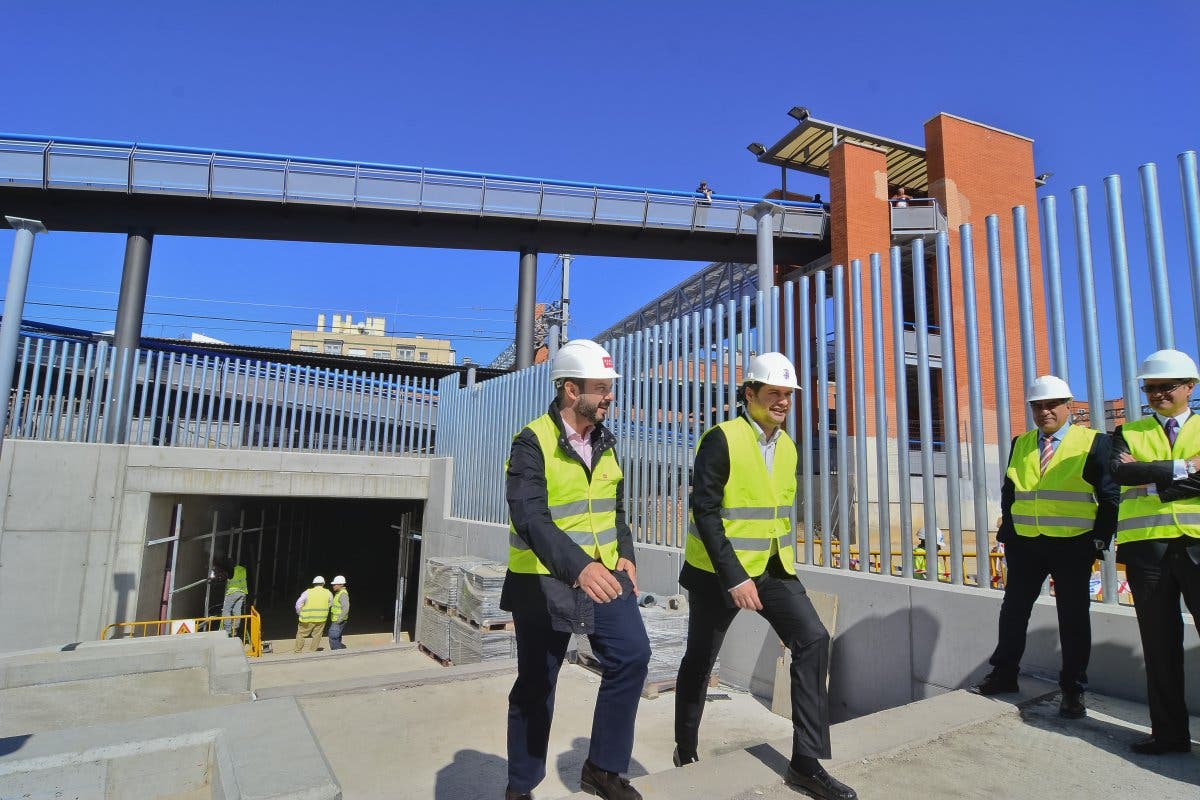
[747,202,780,350]
[109,231,153,443]
[515,249,537,369]
[0,217,47,457]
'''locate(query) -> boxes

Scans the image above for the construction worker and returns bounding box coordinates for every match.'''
[294,575,333,654]
[328,576,349,650]
[210,557,248,636]
[973,375,1117,719]
[674,352,856,800]
[1111,349,1200,754]
[501,339,650,800]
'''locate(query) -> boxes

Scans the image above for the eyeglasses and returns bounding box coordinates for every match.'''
[1142,381,1190,395]
[1029,399,1068,412]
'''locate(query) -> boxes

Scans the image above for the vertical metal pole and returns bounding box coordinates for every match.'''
[911,238,938,582]
[870,253,892,574]
[750,202,778,345]
[560,253,572,344]
[1104,176,1142,421]
[165,503,182,619]
[1139,163,1174,349]
[516,249,537,369]
[36,339,58,439]
[0,218,46,456]
[1038,196,1069,380]
[850,260,868,570]
[112,231,152,444]
[959,225,992,589]
[935,232,963,585]
[890,245,914,579]
[832,265,850,569]
[814,271,832,568]
[986,216,1013,466]
[50,339,70,440]
[204,511,218,617]
[1013,206,1038,430]
[1071,186,1117,604]
[1178,151,1200,355]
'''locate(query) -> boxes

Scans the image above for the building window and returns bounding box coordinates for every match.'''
[298,344,318,353]
[419,352,429,362]
[347,347,367,358]
[398,347,415,360]
[323,341,343,355]
[373,350,390,359]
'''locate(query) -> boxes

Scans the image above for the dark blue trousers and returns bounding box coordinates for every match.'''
[506,590,650,793]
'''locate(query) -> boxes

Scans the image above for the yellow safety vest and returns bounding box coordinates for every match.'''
[299,586,333,623]
[508,414,623,575]
[1117,415,1200,544]
[1007,425,1100,537]
[225,565,248,595]
[685,417,798,578]
[331,589,349,623]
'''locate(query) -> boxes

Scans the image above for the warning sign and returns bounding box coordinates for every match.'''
[171,619,198,635]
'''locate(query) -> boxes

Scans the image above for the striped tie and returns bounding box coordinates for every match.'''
[1040,435,1054,474]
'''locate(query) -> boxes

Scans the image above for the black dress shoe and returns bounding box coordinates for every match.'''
[1059,690,1086,719]
[504,789,533,800]
[579,759,642,800]
[672,746,699,767]
[1130,735,1192,755]
[784,764,858,800]
[972,671,1019,696]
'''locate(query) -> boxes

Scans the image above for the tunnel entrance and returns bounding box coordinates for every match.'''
[136,495,424,645]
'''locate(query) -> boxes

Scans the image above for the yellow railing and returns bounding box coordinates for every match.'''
[100,606,262,658]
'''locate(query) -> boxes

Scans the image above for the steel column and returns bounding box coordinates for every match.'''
[111,231,153,443]
[516,249,537,369]
[0,218,46,456]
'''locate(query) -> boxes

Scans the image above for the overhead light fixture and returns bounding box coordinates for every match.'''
[787,106,811,122]
[747,142,767,156]
[1035,171,1054,186]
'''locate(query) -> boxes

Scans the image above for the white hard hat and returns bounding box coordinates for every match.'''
[1026,375,1073,403]
[1137,349,1200,381]
[332,575,346,585]
[312,575,325,585]
[744,352,801,390]
[550,339,620,382]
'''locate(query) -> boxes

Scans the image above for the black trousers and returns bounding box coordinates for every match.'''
[675,556,831,759]
[988,533,1096,692]
[1125,538,1200,743]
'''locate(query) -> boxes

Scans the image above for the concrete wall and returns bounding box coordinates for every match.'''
[0,439,433,653]
[419,459,1198,722]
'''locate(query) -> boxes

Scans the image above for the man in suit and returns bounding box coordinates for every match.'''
[1111,349,1200,755]
[973,375,1118,718]
[673,352,856,800]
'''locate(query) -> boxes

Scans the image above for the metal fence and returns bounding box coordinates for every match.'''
[4,336,437,454]
[436,148,1200,606]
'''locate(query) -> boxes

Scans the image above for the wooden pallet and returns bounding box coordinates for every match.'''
[417,642,453,666]
[570,651,716,699]
[455,612,514,631]
[423,597,454,614]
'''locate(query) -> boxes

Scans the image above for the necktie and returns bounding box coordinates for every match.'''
[1039,435,1054,474]
[1165,417,1179,448]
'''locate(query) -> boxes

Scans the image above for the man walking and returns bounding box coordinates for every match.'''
[973,375,1117,718]
[328,576,350,650]
[502,339,650,800]
[211,557,248,637]
[294,575,333,654]
[1111,349,1200,754]
[674,352,856,800]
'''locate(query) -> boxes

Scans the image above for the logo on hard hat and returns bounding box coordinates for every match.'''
[783,369,790,380]
[603,356,613,368]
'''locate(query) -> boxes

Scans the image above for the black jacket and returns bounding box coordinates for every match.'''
[997,427,1119,549]
[499,399,636,634]
[1110,419,1200,567]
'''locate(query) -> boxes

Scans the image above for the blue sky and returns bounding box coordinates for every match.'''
[1,1,1198,382]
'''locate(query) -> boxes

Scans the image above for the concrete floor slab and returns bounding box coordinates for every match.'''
[252,646,435,691]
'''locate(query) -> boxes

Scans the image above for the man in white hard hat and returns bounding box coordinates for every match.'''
[973,375,1117,720]
[1111,349,1200,754]
[674,352,856,800]
[327,576,349,650]
[501,339,650,800]
[294,576,333,654]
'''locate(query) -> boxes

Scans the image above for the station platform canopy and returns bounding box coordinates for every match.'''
[754,113,930,193]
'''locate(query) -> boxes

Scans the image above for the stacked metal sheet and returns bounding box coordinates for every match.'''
[416,603,451,661]
[572,604,715,686]
[449,615,516,664]
[423,556,486,608]
[458,563,511,626]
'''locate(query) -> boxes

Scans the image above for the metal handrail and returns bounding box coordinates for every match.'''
[100,606,263,658]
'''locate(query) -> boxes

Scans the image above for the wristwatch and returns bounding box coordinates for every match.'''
[1188,459,1200,476]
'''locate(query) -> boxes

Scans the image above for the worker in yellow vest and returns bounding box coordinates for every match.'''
[501,340,649,800]
[973,375,1117,720]
[674,352,856,800]
[1112,349,1200,755]
[328,576,349,650]
[293,575,333,654]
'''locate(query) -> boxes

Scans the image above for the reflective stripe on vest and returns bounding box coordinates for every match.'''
[299,587,333,623]
[1006,425,1100,538]
[331,589,349,622]
[1118,415,1200,543]
[685,416,798,578]
[508,414,624,575]
[225,565,248,595]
